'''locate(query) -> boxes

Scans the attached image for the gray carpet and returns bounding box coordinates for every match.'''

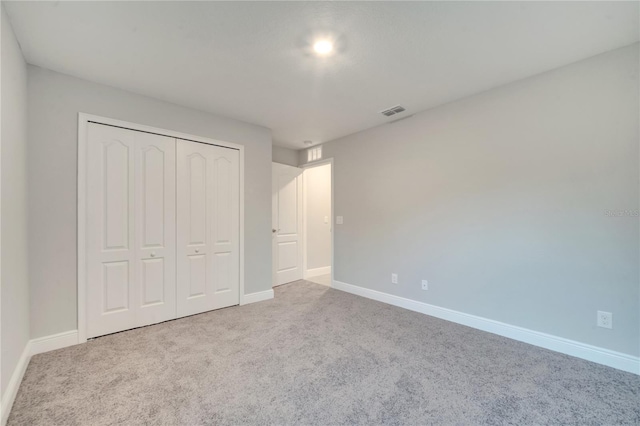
[8,281,640,425]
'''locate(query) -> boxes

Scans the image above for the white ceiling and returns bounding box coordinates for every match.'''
[5,1,638,149]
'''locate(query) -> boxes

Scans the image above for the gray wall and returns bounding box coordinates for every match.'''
[304,163,332,270]
[1,6,30,396]
[28,66,273,339]
[301,44,639,356]
[272,146,298,167]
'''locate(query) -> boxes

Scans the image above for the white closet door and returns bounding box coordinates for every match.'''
[176,139,240,318]
[209,144,240,309]
[86,123,176,338]
[135,132,176,327]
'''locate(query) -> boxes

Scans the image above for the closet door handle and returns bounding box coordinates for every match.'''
[195,249,200,253]
[150,252,156,258]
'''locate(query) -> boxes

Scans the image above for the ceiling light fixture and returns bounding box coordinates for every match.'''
[303,140,313,146]
[313,40,333,55]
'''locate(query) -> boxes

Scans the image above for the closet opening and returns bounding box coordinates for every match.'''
[77,113,244,342]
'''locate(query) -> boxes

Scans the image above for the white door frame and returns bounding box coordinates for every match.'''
[301,158,334,287]
[77,113,245,343]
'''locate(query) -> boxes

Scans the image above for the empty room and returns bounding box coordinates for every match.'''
[1,1,639,425]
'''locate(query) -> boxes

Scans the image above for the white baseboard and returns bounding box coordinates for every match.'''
[242,289,274,305]
[1,343,30,426]
[29,330,79,356]
[332,280,640,375]
[304,266,331,279]
[1,330,79,425]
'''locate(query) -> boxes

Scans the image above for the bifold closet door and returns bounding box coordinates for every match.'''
[176,139,240,318]
[86,123,176,339]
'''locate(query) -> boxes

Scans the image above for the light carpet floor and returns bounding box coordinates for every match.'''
[8,281,640,425]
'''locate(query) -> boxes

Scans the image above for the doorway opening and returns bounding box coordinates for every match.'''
[301,161,332,287]
[271,159,333,288]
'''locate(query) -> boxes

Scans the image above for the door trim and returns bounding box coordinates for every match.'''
[301,158,334,288]
[77,113,245,343]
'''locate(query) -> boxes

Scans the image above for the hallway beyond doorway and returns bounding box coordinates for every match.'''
[306,273,331,287]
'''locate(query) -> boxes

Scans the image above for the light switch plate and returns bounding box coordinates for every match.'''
[324,216,328,224]
[336,216,344,225]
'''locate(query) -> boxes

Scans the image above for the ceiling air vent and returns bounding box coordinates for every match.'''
[380,105,406,117]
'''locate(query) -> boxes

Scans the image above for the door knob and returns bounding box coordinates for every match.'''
[150,252,156,257]
[272,229,277,233]
[195,249,200,253]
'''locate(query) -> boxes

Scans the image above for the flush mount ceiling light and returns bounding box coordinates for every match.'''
[313,40,333,55]
[303,140,313,146]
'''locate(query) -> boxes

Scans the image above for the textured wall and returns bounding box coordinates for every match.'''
[1,5,30,397]
[27,66,273,338]
[300,45,640,356]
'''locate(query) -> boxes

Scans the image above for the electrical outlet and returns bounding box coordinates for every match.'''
[391,273,398,284]
[421,280,428,290]
[336,216,344,225]
[597,311,612,329]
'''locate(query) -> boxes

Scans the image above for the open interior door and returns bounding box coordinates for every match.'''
[272,162,303,286]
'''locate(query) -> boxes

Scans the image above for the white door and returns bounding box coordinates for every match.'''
[176,139,240,317]
[272,163,303,286]
[86,123,176,338]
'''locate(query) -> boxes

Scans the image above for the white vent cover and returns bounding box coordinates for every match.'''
[380,105,406,117]
[307,145,322,162]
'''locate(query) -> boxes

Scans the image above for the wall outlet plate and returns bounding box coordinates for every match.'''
[421,280,428,290]
[336,216,344,225]
[391,273,398,284]
[597,311,612,329]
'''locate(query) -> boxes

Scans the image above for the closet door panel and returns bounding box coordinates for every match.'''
[187,254,207,298]
[86,124,176,338]
[134,131,176,326]
[176,140,214,317]
[87,124,137,338]
[102,261,130,313]
[176,140,240,317]
[186,153,208,245]
[211,147,240,308]
[141,258,165,305]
